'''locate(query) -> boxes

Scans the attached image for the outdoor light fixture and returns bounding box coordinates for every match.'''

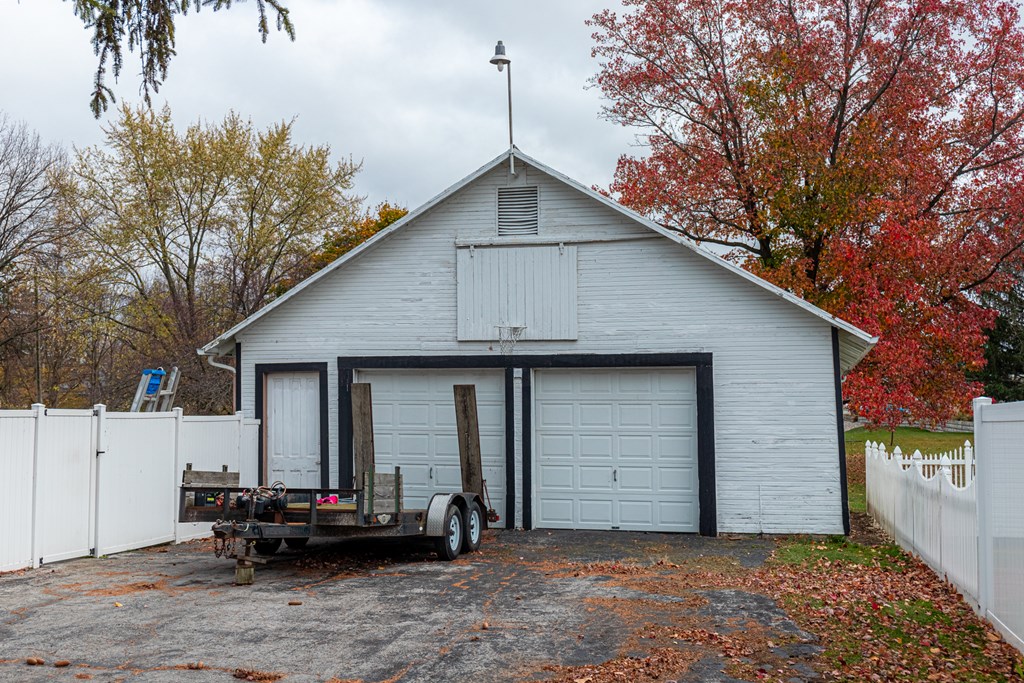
[489,40,515,174]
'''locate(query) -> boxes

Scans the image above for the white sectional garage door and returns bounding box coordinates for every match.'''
[357,369,505,516]
[534,368,698,532]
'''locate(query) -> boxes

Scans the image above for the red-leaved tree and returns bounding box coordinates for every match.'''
[591,0,1024,429]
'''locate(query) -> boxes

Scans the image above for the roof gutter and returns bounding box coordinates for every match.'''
[198,347,236,375]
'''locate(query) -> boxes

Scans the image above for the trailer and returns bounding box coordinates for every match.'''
[178,384,497,584]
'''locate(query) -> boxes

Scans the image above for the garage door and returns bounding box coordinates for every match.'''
[357,369,506,515]
[534,368,698,532]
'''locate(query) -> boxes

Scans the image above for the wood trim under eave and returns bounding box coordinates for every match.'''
[831,327,852,535]
[254,362,330,488]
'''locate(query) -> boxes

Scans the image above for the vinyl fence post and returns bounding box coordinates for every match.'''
[963,440,974,486]
[30,403,45,569]
[93,404,106,557]
[173,407,183,543]
[972,396,992,615]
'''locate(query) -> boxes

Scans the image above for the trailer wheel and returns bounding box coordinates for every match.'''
[435,503,463,561]
[253,538,282,556]
[463,502,483,552]
[284,537,309,550]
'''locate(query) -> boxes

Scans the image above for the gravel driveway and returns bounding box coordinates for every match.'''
[0,530,819,683]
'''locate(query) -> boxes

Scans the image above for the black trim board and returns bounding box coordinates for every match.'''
[831,328,852,535]
[234,342,242,412]
[695,364,717,536]
[503,367,516,529]
[338,353,716,536]
[254,363,330,488]
[521,367,533,530]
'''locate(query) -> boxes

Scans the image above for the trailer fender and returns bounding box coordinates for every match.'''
[425,494,457,537]
[426,493,486,536]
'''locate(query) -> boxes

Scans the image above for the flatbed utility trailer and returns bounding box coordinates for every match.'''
[178,383,494,584]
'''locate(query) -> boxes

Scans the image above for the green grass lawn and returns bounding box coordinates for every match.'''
[844,426,973,454]
[847,482,866,514]
[844,426,972,516]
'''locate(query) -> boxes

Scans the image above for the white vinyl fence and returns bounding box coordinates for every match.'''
[974,399,1024,654]
[866,397,1024,653]
[0,404,258,573]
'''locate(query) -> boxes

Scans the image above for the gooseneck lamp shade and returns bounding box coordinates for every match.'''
[490,40,510,71]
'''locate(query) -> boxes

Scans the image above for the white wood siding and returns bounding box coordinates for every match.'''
[456,245,578,340]
[237,161,842,534]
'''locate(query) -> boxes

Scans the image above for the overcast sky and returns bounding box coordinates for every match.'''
[0,0,635,209]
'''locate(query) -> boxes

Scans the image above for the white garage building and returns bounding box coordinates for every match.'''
[199,150,876,536]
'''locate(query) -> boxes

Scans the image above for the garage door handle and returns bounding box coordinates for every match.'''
[613,469,617,482]
[429,467,433,479]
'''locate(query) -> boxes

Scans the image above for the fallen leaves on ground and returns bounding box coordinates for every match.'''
[529,522,1024,683]
[232,668,282,681]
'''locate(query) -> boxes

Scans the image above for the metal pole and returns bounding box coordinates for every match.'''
[507,62,515,175]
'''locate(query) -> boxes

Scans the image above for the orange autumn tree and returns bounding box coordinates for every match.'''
[591,0,1024,429]
[276,202,408,293]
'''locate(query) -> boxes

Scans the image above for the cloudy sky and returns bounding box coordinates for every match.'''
[0,0,636,209]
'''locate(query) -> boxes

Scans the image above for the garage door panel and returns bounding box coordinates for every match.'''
[619,435,654,458]
[618,467,653,491]
[539,434,574,458]
[579,499,614,525]
[579,404,613,426]
[659,501,697,530]
[360,369,506,517]
[658,372,696,392]
[478,404,505,427]
[535,368,698,532]
[618,373,653,393]
[539,498,574,524]
[579,466,613,490]
[658,466,697,492]
[618,500,655,527]
[434,464,462,489]
[658,435,695,459]
[579,435,613,458]
[398,404,430,427]
[374,404,395,427]
[579,373,614,394]
[540,464,574,488]
[619,404,654,427]
[539,402,575,427]
[657,403,695,428]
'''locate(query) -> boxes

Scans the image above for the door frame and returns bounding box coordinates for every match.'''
[338,353,716,536]
[255,362,330,487]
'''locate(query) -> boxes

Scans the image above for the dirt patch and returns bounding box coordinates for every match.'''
[847,511,888,547]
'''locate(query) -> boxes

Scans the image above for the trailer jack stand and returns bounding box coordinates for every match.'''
[235,542,255,586]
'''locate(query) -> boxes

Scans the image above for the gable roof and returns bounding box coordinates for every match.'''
[199,149,878,371]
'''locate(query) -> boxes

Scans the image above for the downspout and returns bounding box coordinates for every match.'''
[199,348,237,412]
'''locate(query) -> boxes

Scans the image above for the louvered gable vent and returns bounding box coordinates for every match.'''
[497,186,539,236]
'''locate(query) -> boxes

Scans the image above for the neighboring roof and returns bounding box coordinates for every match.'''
[199,149,878,371]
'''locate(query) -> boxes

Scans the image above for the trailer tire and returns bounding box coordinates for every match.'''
[284,538,309,550]
[463,502,483,552]
[253,538,282,556]
[435,503,463,561]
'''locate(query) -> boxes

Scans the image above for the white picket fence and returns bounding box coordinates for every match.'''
[0,404,258,573]
[866,397,1024,653]
[865,440,979,602]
